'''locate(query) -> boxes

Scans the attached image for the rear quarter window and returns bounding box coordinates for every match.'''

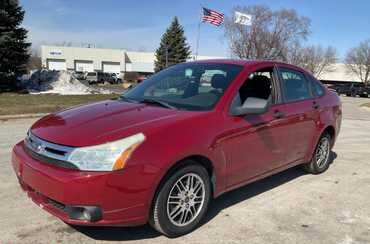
[310,78,325,97]
[279,68,312,102]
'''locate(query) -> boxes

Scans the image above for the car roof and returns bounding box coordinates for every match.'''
[192,59,307,72]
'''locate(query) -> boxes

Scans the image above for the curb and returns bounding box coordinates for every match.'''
[0,113,47,120]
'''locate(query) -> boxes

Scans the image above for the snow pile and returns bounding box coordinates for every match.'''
[27,70,110,95]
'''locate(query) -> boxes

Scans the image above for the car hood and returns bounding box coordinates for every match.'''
[30,100,187,147]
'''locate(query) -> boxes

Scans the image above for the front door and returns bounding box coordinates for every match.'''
[221,66,291,188]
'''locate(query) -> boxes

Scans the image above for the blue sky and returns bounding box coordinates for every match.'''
[20,0,370,59]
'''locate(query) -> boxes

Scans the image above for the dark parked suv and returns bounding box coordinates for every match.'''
[86,72,116,84]
[356,84,370,97]
[337,83,370,97]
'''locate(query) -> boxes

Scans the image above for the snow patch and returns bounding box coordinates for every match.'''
[27,70,111,95]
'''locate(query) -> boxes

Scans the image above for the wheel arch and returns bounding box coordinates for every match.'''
[306,124,336,163]
[154,155,216,199]
[149,154,216,218]
[322,125,336,148]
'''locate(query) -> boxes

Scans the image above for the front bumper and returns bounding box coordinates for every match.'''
[12,141,159,226]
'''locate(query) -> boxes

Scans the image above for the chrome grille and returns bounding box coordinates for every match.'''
[24,131,79,169]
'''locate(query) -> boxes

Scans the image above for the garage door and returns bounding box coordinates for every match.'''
[102,62,120,74]
[75,60,94,72]
[48,59,66,71]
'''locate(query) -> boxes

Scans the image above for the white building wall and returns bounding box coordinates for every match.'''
[41,45,126,72]
[75,60,94,72]
[125,51,155,73]
[319,63,360,82]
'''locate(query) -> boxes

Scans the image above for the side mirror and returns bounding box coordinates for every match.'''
[231,97,270,116]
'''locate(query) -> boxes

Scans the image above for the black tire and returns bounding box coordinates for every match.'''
[303,133,331,174]
[149,163,211,237]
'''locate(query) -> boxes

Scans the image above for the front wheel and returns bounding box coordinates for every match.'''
[303,133,331,174]
[150,163,211,237]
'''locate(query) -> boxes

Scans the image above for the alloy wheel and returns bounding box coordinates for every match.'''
[315,137,330,168]
[166,173,205,227]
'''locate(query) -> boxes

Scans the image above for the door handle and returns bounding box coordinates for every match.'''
[313,101,320,109]
[273,110,285,119]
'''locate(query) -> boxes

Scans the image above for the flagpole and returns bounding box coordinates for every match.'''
[195,7,202,60]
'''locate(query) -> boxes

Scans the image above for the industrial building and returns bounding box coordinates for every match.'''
[41,45,224,76]
[41,45,360,82]
[41,46,149,74]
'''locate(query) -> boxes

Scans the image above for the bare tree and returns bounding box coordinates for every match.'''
[288,45,338,78]
[224,5,310,60]
[345,40,370,86]
[27,55,41,71]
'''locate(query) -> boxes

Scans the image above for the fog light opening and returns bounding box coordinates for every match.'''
[82,209,91,221]
[67,205,102,222]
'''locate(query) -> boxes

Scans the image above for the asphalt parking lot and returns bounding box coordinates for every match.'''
[1,96,370,244]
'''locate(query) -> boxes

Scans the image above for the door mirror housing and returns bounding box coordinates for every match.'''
[231,97,270,116]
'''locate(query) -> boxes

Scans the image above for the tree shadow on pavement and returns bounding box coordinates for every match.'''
[71,151,337,241]
[203,151,337,225]
[203,166,305,225]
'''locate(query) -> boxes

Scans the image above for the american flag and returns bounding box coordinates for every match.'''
[201,7,224,26]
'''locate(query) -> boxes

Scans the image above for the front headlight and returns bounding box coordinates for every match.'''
[67,133,145,171]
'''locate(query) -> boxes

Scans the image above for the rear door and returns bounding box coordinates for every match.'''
[277,67,318,164]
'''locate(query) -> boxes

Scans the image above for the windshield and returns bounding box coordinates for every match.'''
[122,63,243,111]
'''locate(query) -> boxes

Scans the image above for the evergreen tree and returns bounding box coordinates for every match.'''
[0,0,30,89]
[154,17,191,72]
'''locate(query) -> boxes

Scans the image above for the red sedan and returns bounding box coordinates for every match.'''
[12,60,342,237]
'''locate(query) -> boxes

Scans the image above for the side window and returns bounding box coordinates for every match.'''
[280,68,312,102]
[309,77,325,97]
[235,67,274,106]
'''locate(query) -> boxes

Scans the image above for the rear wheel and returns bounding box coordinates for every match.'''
[150,163,211,237]
[303,133,331,174]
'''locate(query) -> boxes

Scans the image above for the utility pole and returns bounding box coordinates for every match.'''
[195,6,202,60]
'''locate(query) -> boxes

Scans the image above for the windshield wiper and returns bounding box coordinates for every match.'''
[141,98,177,109]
